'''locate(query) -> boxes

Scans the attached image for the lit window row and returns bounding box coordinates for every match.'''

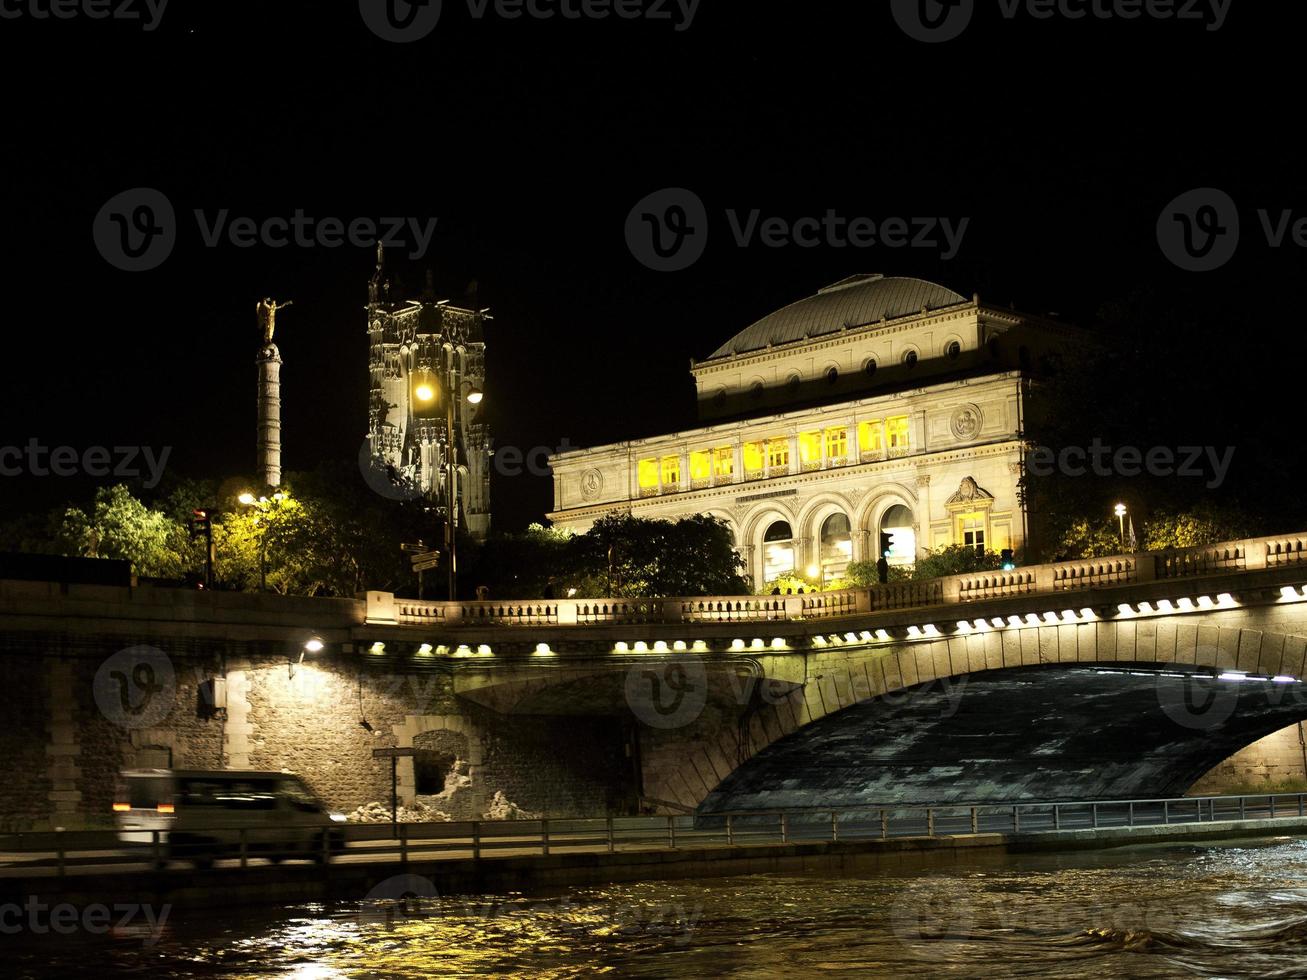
[636,417,910,495]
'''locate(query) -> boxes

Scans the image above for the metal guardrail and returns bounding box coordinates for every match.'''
[2,794,1304,879]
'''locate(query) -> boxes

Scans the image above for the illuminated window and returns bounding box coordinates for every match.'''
[763,521,795,582]
[689,450,711,482]
[820,513,853,579]
[886,416,910,450]
[661,455,680,489]
[881,504,916,566]
[712,446,734,479]
[743,441,765,475]
[959,512,986,553]
[798,431,823,467]
[637,458,659,491]
[858,421,883,456]
[766,438,790,470]
[824,427,848,462]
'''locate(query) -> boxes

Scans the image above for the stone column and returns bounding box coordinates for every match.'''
[256,344,282,488]
[46,660,81,821]
[916,474,933,557]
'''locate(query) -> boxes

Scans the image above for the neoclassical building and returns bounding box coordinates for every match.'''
[548,274,1079,590]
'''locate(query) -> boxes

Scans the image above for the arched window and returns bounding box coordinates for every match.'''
[818,512,853,580]
[880,504,916,566]
[762,520,795,583]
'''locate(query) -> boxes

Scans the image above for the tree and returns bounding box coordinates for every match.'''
[1144,503,1250,552]
[58,484,192,579]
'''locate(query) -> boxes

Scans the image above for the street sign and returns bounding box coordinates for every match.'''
[400,542,427,554]
[412,560,441,573]
[372,747,417,759]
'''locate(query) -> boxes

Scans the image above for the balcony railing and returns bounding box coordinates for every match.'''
[368,531,1307,630]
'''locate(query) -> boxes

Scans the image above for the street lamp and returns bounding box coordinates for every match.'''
[1114,503,1128,548]
[440,374,485,601]
[290,634,323,678]
[239,490,287,591]
[806,563,825,591]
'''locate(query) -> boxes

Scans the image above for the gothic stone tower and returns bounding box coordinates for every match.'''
[363,248,491,539]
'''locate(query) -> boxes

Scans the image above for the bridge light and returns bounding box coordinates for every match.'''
[956,621,973,634]
[1027,613,1042,626]
[844,632,859,643]
[673,640,687,651]
[990,618,1005,629]
[875,629,891,641]
[633,641,649,653]
[771,638,786,649]
[455,644,473,656]
[1280,586,1302,601]
[614,641,629,652]
[1117,604,1136,617]
[304,636,325,653]
[907,626,921,638]
[751,638,765,650]
[731,639,746,650]
[1196,595,1213,608]
[923,624,941,637]
[692,640,708,652]
[1177,597,1195,611]
[1137,601,1154,614]
[477,644,492,656]
[1273,675,1299,684]
[653,640,669,653]
[859,630,874,642]
[416,643,433,656]
[368,641,386,655]
[1061,610,1077,622]
[534,643,552,656]
[1218,671,1249,682]
[1080,608,1096,620]
[1156,599,1175,612]
[1007,616,1022,628]
[1217,593,1237,607]
[812,635,827,647]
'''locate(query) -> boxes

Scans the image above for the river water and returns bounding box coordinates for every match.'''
[9,836,1307,978]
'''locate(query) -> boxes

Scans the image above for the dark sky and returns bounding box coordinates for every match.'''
[0,1,1300,529]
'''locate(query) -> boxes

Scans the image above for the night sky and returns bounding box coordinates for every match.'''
[1,1,1301,529]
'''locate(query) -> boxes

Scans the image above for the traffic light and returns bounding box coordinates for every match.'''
[191,508,215,588]
[1001,549,1016,571]
[879,531,893,558]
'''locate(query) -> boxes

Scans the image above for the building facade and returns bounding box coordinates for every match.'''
[363,249,492,538]
[548,274,1077,590]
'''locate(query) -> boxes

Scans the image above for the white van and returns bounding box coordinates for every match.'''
[115,769,346,868]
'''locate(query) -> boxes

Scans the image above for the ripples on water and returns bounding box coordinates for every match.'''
[10,837,1307,978]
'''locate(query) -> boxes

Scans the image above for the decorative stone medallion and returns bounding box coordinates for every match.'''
[951,404,983,440]
[580,469,604,500]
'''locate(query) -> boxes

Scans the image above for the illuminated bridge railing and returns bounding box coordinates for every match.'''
[368,531,1307,628]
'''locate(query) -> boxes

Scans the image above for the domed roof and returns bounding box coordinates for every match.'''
[706,275,969,360]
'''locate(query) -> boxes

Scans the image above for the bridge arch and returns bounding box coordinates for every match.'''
[636,615,1307,813]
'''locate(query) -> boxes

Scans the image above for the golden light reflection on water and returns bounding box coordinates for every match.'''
[15,838,1307,978]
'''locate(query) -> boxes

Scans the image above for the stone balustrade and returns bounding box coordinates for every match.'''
[371,532,1307,628]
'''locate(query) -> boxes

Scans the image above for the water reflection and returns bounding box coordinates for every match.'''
[10,836,1307,978]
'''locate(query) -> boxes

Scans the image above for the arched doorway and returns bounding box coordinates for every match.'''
[880,504,916,566]
[817,512,853,581]
[762,520,795,584]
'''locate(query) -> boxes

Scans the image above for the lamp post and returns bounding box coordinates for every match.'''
[239,491,286,592]
[1114,502,1128,549]
[290,634,323,679]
